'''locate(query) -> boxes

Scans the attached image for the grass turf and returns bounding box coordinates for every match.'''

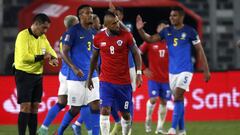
[0,121,239,135]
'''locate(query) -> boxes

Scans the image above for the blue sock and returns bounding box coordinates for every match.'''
[43,103,65,127]
[90,108,100,135]
[178,107,185,130]
[111,107,120,123]
[171,100,184,129]
[78,105,91,130]
[58,111,74,135]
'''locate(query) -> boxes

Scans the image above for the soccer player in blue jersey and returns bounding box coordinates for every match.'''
[36,15,78,135]
[71,13,102,135]
[58,5,100,135]
[136,7,211,135]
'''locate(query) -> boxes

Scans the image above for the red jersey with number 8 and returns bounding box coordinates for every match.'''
[93,29,134,84]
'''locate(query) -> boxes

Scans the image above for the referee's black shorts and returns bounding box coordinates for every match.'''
[15,69,43,104]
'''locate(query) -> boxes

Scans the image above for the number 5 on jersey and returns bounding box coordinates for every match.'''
[173,38,178,46]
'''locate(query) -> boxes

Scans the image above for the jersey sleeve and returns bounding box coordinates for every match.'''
[62,27,75,47]
[93,34,100,50]
[189,28,201,45]
[139,42,148,54]
[43,35,58,58]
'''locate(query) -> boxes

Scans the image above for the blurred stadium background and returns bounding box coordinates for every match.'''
[0,0,240,135]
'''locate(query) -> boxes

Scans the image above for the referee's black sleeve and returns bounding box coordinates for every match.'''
[35,55,44,62]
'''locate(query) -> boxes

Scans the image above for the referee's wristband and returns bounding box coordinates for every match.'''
[136,70,142,75]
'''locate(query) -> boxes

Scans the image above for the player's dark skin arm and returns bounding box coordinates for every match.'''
[194,43,211,82]
[130,44,143,87]
[60,45,84,77]
[86,49,99,90]
[136,15,161,43]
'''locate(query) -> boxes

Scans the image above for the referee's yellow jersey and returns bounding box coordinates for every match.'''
[14,28,57,74]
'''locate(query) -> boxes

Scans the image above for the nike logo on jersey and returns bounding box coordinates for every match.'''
[167,33,172,36]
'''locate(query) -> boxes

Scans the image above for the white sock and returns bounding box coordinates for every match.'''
[87,130,93,135]
[121,118,132,135]
[100,115,110,135]
[41,125,48,130]
[74,121,81,126]
[146,100,156,120]
[157,104,167,129]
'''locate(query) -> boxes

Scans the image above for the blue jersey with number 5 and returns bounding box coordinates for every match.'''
[159,25,200,74]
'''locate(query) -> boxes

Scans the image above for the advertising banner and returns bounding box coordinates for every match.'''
[0,71,240,124]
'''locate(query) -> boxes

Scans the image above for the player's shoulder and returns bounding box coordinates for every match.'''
[94,30,106,40]
[120,29,133,38]
[183,25,196,32]
[18,29,29,36]
[67,23,79,33]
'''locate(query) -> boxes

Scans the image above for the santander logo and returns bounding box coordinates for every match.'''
[3,89,20,113]
[3,88,60,114]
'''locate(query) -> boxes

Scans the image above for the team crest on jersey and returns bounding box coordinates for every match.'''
[181,32,187,40]
[100,42,106,47]
[64,34,70,41]
[117,40,123,46]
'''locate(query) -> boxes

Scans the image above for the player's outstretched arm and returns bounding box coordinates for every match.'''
[194,43,211,82]
[87,49,99,90]
[61,44,83,77]
[136,15,161,43]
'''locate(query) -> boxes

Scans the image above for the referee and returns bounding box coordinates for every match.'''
[14,13,58,135]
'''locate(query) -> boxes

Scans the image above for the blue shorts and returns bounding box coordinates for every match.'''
[100,81,132,113]
[148,80,171,100]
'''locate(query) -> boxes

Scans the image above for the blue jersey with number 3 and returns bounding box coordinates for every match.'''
[63,24,97,81]
[159,25,200,74]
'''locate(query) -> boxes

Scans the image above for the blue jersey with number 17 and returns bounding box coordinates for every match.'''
[159,25,200,74]
[63,24,98,81]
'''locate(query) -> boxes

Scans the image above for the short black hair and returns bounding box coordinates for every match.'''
[171,6,185,16]
[32,13,51,24]
[77,4,92,17]
[115,6,124,14]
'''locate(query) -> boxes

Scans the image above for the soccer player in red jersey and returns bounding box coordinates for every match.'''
[87,11,142,135]
[139,21,171,134]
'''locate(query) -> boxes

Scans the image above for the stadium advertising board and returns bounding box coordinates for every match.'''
[0,71,239,124]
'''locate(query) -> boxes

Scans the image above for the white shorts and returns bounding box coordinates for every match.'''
[169,72,193,92]
[129,67,136,92]
[58,72,68,95]
[67,77,100,106]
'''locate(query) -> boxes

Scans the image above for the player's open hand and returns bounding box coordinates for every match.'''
[108,0,116,13]
[86,79,94,90]
[136,15,146,30]
[136,74,143,88]
[49,58,59,67]
[204,70,211,82]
